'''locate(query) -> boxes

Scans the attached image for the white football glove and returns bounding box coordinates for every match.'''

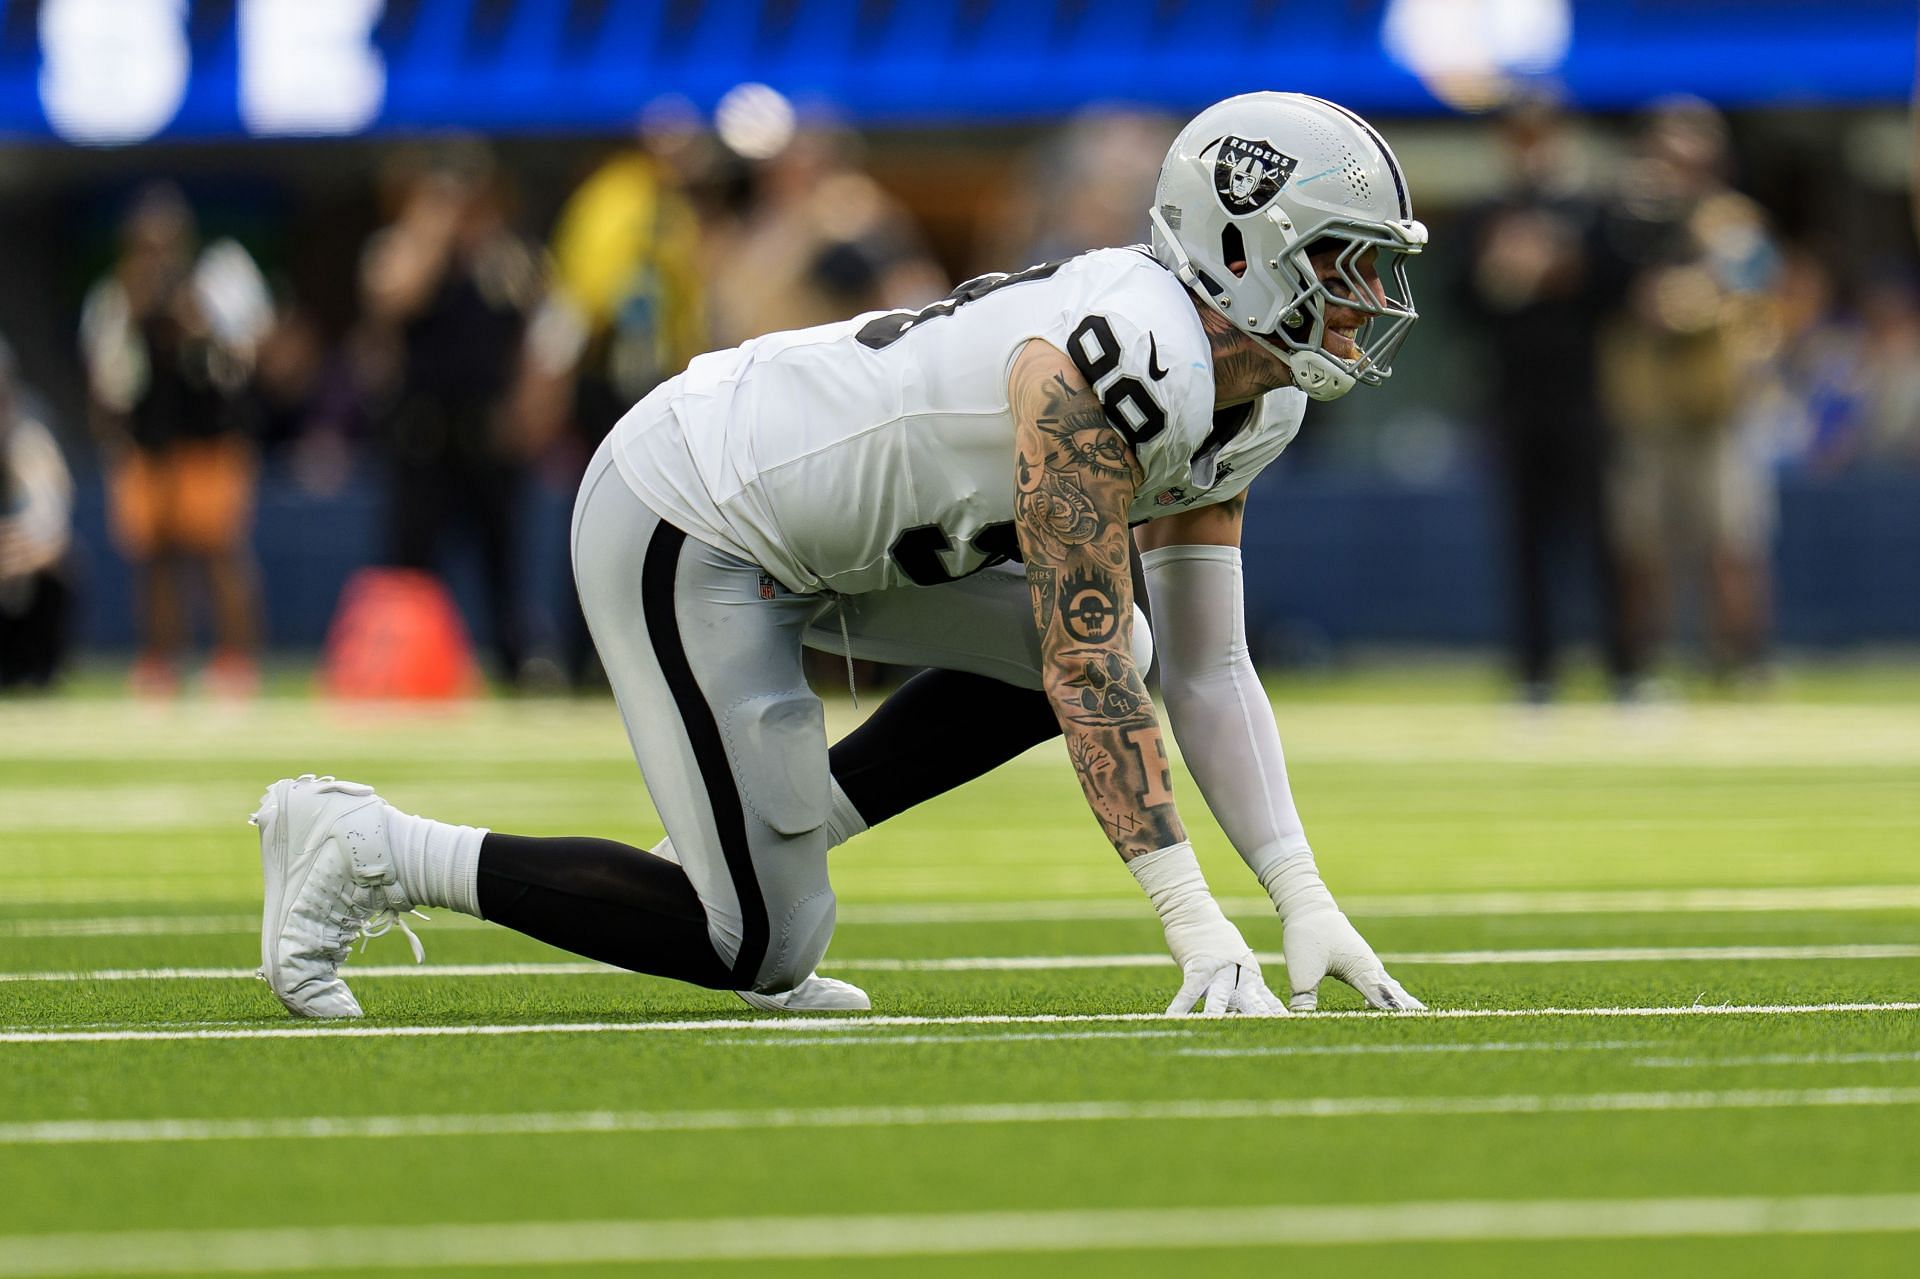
[1278,906,1425,1013]
[1263,856,1425,1012]
[1131,843,1287,1017]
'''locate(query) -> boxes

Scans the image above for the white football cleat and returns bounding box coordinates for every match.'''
[253,774,424,1019]
[737,973,871,1013]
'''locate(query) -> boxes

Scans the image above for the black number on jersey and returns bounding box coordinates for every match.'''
[1066,315,1168,447]
[856,259,1069,350]
[889,520,1021,587]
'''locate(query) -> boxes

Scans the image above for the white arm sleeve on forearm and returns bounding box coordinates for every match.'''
[1140,543,1336,920]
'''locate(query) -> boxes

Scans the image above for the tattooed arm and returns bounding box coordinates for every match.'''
[1008,339,1184,862]
[1009,337,1285,1014]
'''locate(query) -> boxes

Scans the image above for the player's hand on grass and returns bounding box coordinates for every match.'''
[1167,947,1288,1017]
[1130,842,1287,1017]
[1281,907,1424,1013]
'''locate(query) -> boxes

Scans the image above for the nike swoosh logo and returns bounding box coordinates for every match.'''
[1146,333,1169,381]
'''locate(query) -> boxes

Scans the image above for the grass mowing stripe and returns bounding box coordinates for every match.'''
[8,885,1920,936]
[5,1195,1920,1273]
[6,1088,1920,1147]
[2,1003,1917,1043]
[6,944,1918,983]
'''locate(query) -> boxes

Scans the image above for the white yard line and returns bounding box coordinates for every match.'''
[5,943,1916,985]
[1,1003,1916,1045]
[4,1087,1920,1149]
[830,945,1920,970]
[1633,1051,1920,1069]
[847,884,1920,924]
[6,884,1917,937]
[704,1028,1202,1048]
[1176,1039,1653,1059]
[0,963,622,983]
[4,1194,1920,1275]
[0,913,490,939]
[0,915,258,939]
[1387,944,1920,965]
[698,1031,1668,1053]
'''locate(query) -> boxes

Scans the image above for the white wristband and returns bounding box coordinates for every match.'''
[1258,850,1339,923]
[1128,841,1206,907]
[1130,841,1255,977]
[1130,841,1230,933]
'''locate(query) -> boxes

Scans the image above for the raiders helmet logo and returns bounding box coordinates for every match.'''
[1213,135,1298,216]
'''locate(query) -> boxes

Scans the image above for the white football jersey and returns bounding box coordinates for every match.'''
[611,247,1307,594]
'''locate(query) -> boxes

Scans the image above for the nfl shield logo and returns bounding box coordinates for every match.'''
[757,574,777,601]
[1213,136,1298,216]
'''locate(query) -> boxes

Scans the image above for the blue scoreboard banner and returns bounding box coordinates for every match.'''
[1,0,1915,144]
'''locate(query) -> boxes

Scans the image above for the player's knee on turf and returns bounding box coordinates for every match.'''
[756,886,837,994]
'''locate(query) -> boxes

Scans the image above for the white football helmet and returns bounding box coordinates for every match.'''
[1149,92,1427,401]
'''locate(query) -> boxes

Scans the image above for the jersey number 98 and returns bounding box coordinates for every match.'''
[1066,315,1167,448]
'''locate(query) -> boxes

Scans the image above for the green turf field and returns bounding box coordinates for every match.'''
[2,674,1918,1276]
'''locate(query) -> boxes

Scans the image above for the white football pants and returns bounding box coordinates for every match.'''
[571,436,1149,992]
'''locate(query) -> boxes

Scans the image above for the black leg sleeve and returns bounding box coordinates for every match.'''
[829,668,1061,828]
[476,833,736,990]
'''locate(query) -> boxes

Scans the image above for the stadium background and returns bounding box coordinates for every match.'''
[1,0,1916,679]
[4,5,1920,1274]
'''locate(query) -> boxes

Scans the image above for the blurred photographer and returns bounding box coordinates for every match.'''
[1462,96,1635,702]
[1598,99,1780,682]
[80,184,271,696]
[360,146,544,684]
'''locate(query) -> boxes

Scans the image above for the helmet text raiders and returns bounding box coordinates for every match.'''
[1149,92,1427,401]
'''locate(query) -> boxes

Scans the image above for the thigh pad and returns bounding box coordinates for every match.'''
[721,689,829,836]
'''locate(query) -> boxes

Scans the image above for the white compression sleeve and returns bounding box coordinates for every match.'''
[1140,544,1336,921]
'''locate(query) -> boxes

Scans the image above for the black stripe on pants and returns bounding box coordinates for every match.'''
[640,522,771,988]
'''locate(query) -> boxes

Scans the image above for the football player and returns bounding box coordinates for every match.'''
[256,92,1425,1019]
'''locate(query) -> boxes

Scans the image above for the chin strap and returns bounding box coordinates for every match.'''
[1280,347,1357,401]
[1244,327,1355,402]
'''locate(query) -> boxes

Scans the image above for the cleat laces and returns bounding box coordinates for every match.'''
[357,908,431,965]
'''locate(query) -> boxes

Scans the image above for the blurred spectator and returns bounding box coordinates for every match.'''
[1746,249,1870,474]
[0,338,73,689]
[360,146,543,684]
[1461,97,1635,702]
[1597,99,1781,681]
[531,107,710,684]
[983,107,1176,265]
[1747,252,1920,475]
[707,93,945,345]
[1852,277,1920,467]
[79,184,271,696]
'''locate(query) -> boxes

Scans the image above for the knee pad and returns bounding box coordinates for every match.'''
[721,689,829,836]
[1131,604,1155,675]
[758,887,837,993]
